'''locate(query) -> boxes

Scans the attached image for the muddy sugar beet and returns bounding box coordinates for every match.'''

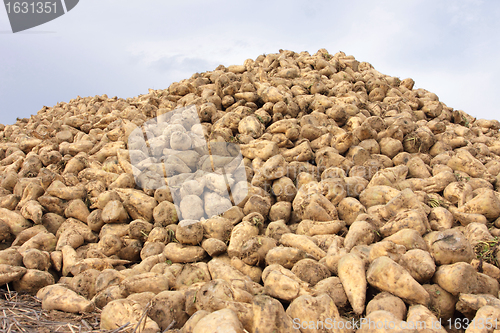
[1,48,500,333]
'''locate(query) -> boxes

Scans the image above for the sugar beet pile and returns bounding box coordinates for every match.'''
[1,49,500,333]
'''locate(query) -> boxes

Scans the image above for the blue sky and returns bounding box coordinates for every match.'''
[1,0,499,125]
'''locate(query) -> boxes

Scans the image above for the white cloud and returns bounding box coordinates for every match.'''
[1,0,500,124]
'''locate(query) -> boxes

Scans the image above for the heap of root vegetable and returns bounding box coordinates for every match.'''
[1,49,500,333]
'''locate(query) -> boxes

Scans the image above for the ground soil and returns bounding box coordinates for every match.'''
[0,287,132,333]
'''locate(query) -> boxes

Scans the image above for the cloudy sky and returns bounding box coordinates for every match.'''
[1,0,499,125]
